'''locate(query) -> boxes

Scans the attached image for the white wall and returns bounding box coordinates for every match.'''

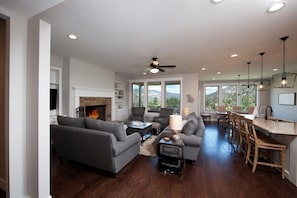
[26,18,51,198]
[0,6,28,197]
[270,80,297,121]
[60,57,115,117]
[270,79,297,186]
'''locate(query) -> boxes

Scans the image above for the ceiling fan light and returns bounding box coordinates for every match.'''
[150,68,159,73]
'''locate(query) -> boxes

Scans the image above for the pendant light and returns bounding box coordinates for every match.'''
[247,61,252,92]
[237,74,241,96]
[272,36,297,88]
[259,52,265,89]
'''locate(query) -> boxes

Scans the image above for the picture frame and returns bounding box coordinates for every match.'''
[278,93,296,105]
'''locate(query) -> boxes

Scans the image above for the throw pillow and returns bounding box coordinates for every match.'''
[57,115,85,128]
[97,121,127,141]
[85,118,127,141]
[182,114,198,135]
[84,117,104,129]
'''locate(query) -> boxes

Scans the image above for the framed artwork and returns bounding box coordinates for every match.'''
[278,93,296,105]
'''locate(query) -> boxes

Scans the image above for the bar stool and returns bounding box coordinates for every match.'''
[244,118,287,179]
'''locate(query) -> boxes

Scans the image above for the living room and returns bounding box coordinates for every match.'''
[1,0,297,197]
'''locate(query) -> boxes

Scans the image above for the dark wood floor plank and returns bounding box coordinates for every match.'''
[51,122,297,198]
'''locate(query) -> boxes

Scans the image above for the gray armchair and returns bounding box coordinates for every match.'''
[152,108,174,130]
[129,107,145,121]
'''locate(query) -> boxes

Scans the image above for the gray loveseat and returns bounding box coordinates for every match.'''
[51,116,141,176]
[154,112,205,163]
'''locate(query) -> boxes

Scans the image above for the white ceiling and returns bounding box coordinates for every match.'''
[2,0,297,81]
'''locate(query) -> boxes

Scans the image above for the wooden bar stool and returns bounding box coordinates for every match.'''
[244,118,287,179]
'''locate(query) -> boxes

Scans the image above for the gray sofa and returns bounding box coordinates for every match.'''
[154,112,205,163]
[51,116,141,176]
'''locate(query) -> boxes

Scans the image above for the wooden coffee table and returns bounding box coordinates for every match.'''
[126,121,152,142]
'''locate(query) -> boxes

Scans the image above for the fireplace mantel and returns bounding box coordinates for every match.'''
[72,86,115,120]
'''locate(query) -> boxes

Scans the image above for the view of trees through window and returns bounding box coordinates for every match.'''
[221,85,237,111]
[132,83,144,107]
[205,86,219,111]
[165,81,181,112]
[204,84,256,112]
[240,85,256,111]
[147,82,161,112]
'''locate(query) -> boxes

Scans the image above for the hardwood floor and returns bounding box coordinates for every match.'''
[51,122,297,198]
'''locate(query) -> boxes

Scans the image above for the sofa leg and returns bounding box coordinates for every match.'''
[113,173,118,178]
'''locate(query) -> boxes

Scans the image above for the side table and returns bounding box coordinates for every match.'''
[158,138,184,176]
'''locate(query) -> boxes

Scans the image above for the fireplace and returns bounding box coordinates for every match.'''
[79,96,112,121]
[85,105,106,120]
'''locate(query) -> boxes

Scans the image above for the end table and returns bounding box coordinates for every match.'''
[158,138,184,176]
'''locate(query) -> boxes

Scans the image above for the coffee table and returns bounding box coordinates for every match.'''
[126,121,152,142]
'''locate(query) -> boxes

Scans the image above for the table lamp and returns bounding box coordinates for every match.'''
[169,114,182,142]
[182,107,190,119]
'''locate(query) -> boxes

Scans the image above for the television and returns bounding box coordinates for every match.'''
[50,89,58,110]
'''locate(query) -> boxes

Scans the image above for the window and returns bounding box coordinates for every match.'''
[205,86,219,111]
[165,81,181,112]
[204,83,257,112]
[132,82,144,107]
[240,85,256,111]
[221,85,237,111]
[147,82,161,112]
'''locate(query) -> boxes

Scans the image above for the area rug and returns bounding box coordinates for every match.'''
[139,135,157,157]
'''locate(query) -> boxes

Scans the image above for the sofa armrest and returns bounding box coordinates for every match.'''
[112,132,141,156]
[179,133,203,147]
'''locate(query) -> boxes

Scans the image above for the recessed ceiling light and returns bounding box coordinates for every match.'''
[201,67,206,71]
[267,1,286,13]
[68,34,78,40]
[230,54,238,58]
[273,68,279,71]
[211,0,224,4]
[217,71,221,75]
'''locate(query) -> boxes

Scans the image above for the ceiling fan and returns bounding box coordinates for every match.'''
[146,57,176,73]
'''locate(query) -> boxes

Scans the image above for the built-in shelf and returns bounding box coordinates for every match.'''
[115,81,125,109]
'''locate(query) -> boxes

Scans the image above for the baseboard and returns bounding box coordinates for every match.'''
[0,177,6,191]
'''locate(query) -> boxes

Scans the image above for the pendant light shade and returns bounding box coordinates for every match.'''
[259,52,265,89]
[272,36,297,88]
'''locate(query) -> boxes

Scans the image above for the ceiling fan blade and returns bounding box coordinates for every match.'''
[158,65,176,68]
[159,68,165,72]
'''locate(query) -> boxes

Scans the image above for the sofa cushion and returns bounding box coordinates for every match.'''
[57,115,85,128]
[85,118,127,141]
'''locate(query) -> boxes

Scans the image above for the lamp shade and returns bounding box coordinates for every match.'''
[182,107,190,117]
[169,115,182,131]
